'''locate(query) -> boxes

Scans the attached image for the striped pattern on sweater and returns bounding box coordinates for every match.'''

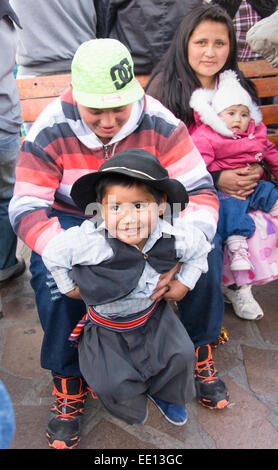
[9,88,218,254]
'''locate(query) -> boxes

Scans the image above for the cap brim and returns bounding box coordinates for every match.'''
[71,169,188,215]
[73,79,144,109]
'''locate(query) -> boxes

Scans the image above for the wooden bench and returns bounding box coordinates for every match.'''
[16,73,149,143]
[16,73,71,140]
[16,62,277,146]
[238,59,278,147]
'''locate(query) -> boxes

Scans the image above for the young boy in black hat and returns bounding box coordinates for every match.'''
[42,148,211,426]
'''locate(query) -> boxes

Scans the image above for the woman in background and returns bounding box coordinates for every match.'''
[146,2,278,410]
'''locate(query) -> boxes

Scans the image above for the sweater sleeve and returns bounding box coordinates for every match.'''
[9,133,66,255]
[9,92,88,256]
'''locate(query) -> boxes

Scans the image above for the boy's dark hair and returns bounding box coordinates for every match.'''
[95,173,165,204]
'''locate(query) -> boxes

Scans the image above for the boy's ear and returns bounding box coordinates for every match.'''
[158,194,167,216]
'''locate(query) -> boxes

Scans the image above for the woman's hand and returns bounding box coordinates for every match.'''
[65,285,82,300]
[217,164,263,200]
[150,263,181,301]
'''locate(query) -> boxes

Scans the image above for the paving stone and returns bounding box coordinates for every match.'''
[242,345,278,395]
[212,345,238,372]
[38,377,55,399]
[79,419,157,449]
[222,304,251,342]
[256,309,278,347]
[2,296,38,322]
[198,376,278,449]
[0,370,33,404]
[2,325,44,378]
[10,405,50,449]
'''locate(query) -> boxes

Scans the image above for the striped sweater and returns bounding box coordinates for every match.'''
[9,88,219,255]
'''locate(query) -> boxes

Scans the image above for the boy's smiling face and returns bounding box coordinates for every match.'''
[100,183,166,251]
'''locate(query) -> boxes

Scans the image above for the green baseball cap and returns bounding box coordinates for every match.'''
[71,39,144,108]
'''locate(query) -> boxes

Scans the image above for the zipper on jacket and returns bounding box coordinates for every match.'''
[103,142,118,160]
[103,145,109,160]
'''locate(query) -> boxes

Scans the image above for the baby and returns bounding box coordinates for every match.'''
[42,148,211,426]
[190,70,278,272]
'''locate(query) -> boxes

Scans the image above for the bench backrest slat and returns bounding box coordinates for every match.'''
[238,60,278,78]
[238,59,278,147]
[16,61,278,147]
[16,74,72,100]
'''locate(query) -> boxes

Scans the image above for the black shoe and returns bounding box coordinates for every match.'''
[46,376,87,449]
[0,260,26,286]
[195,344,229,409]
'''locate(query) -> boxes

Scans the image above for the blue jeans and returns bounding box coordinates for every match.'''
[0,380,15,449]
[217,180,278,241]
[30,211,87,377]
[177,233,224,347]
[0,133,20,271]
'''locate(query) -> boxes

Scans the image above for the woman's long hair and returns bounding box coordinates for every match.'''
[145,2,258,127]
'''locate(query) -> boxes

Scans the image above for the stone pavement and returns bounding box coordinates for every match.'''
[0,241,278,451]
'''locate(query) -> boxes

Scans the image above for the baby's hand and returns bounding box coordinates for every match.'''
[163,280,189,302]
[65,286,82,300]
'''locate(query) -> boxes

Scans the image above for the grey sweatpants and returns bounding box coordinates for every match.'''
[78,301,196,424]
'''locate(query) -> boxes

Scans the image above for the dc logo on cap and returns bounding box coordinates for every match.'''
[110,58,133,90]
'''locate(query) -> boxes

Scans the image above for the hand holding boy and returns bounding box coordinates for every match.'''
[65,285,82,300]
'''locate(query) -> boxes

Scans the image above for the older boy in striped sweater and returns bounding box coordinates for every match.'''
[9,39,220,449]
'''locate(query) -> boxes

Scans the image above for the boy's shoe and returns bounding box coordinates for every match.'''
[0,260,26,284]
[195,344,229,410]
[46,376,88,449]
[148,395,188,425]
[222,285,264,320]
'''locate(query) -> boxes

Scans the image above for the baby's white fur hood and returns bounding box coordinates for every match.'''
[190,86,262,138]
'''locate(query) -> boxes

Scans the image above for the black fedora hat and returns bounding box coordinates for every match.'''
[70,149,188,214]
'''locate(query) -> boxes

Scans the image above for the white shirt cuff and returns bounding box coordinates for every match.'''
[51,268,76,294]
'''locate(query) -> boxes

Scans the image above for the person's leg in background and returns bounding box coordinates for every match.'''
[29,211,90,449]
[0,133,25,283]
[177,233,230,410]
[0,380,15,449]
[221,181,278,320]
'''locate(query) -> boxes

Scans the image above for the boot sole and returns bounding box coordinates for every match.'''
[198,392,229,410]
[46,432,80,449]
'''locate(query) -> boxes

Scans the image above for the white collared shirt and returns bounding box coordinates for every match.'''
[42,217,211,316]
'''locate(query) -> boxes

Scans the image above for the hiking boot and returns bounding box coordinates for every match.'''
[195,344,229,410]
[46,376,88,449]
[223,284,264,320]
